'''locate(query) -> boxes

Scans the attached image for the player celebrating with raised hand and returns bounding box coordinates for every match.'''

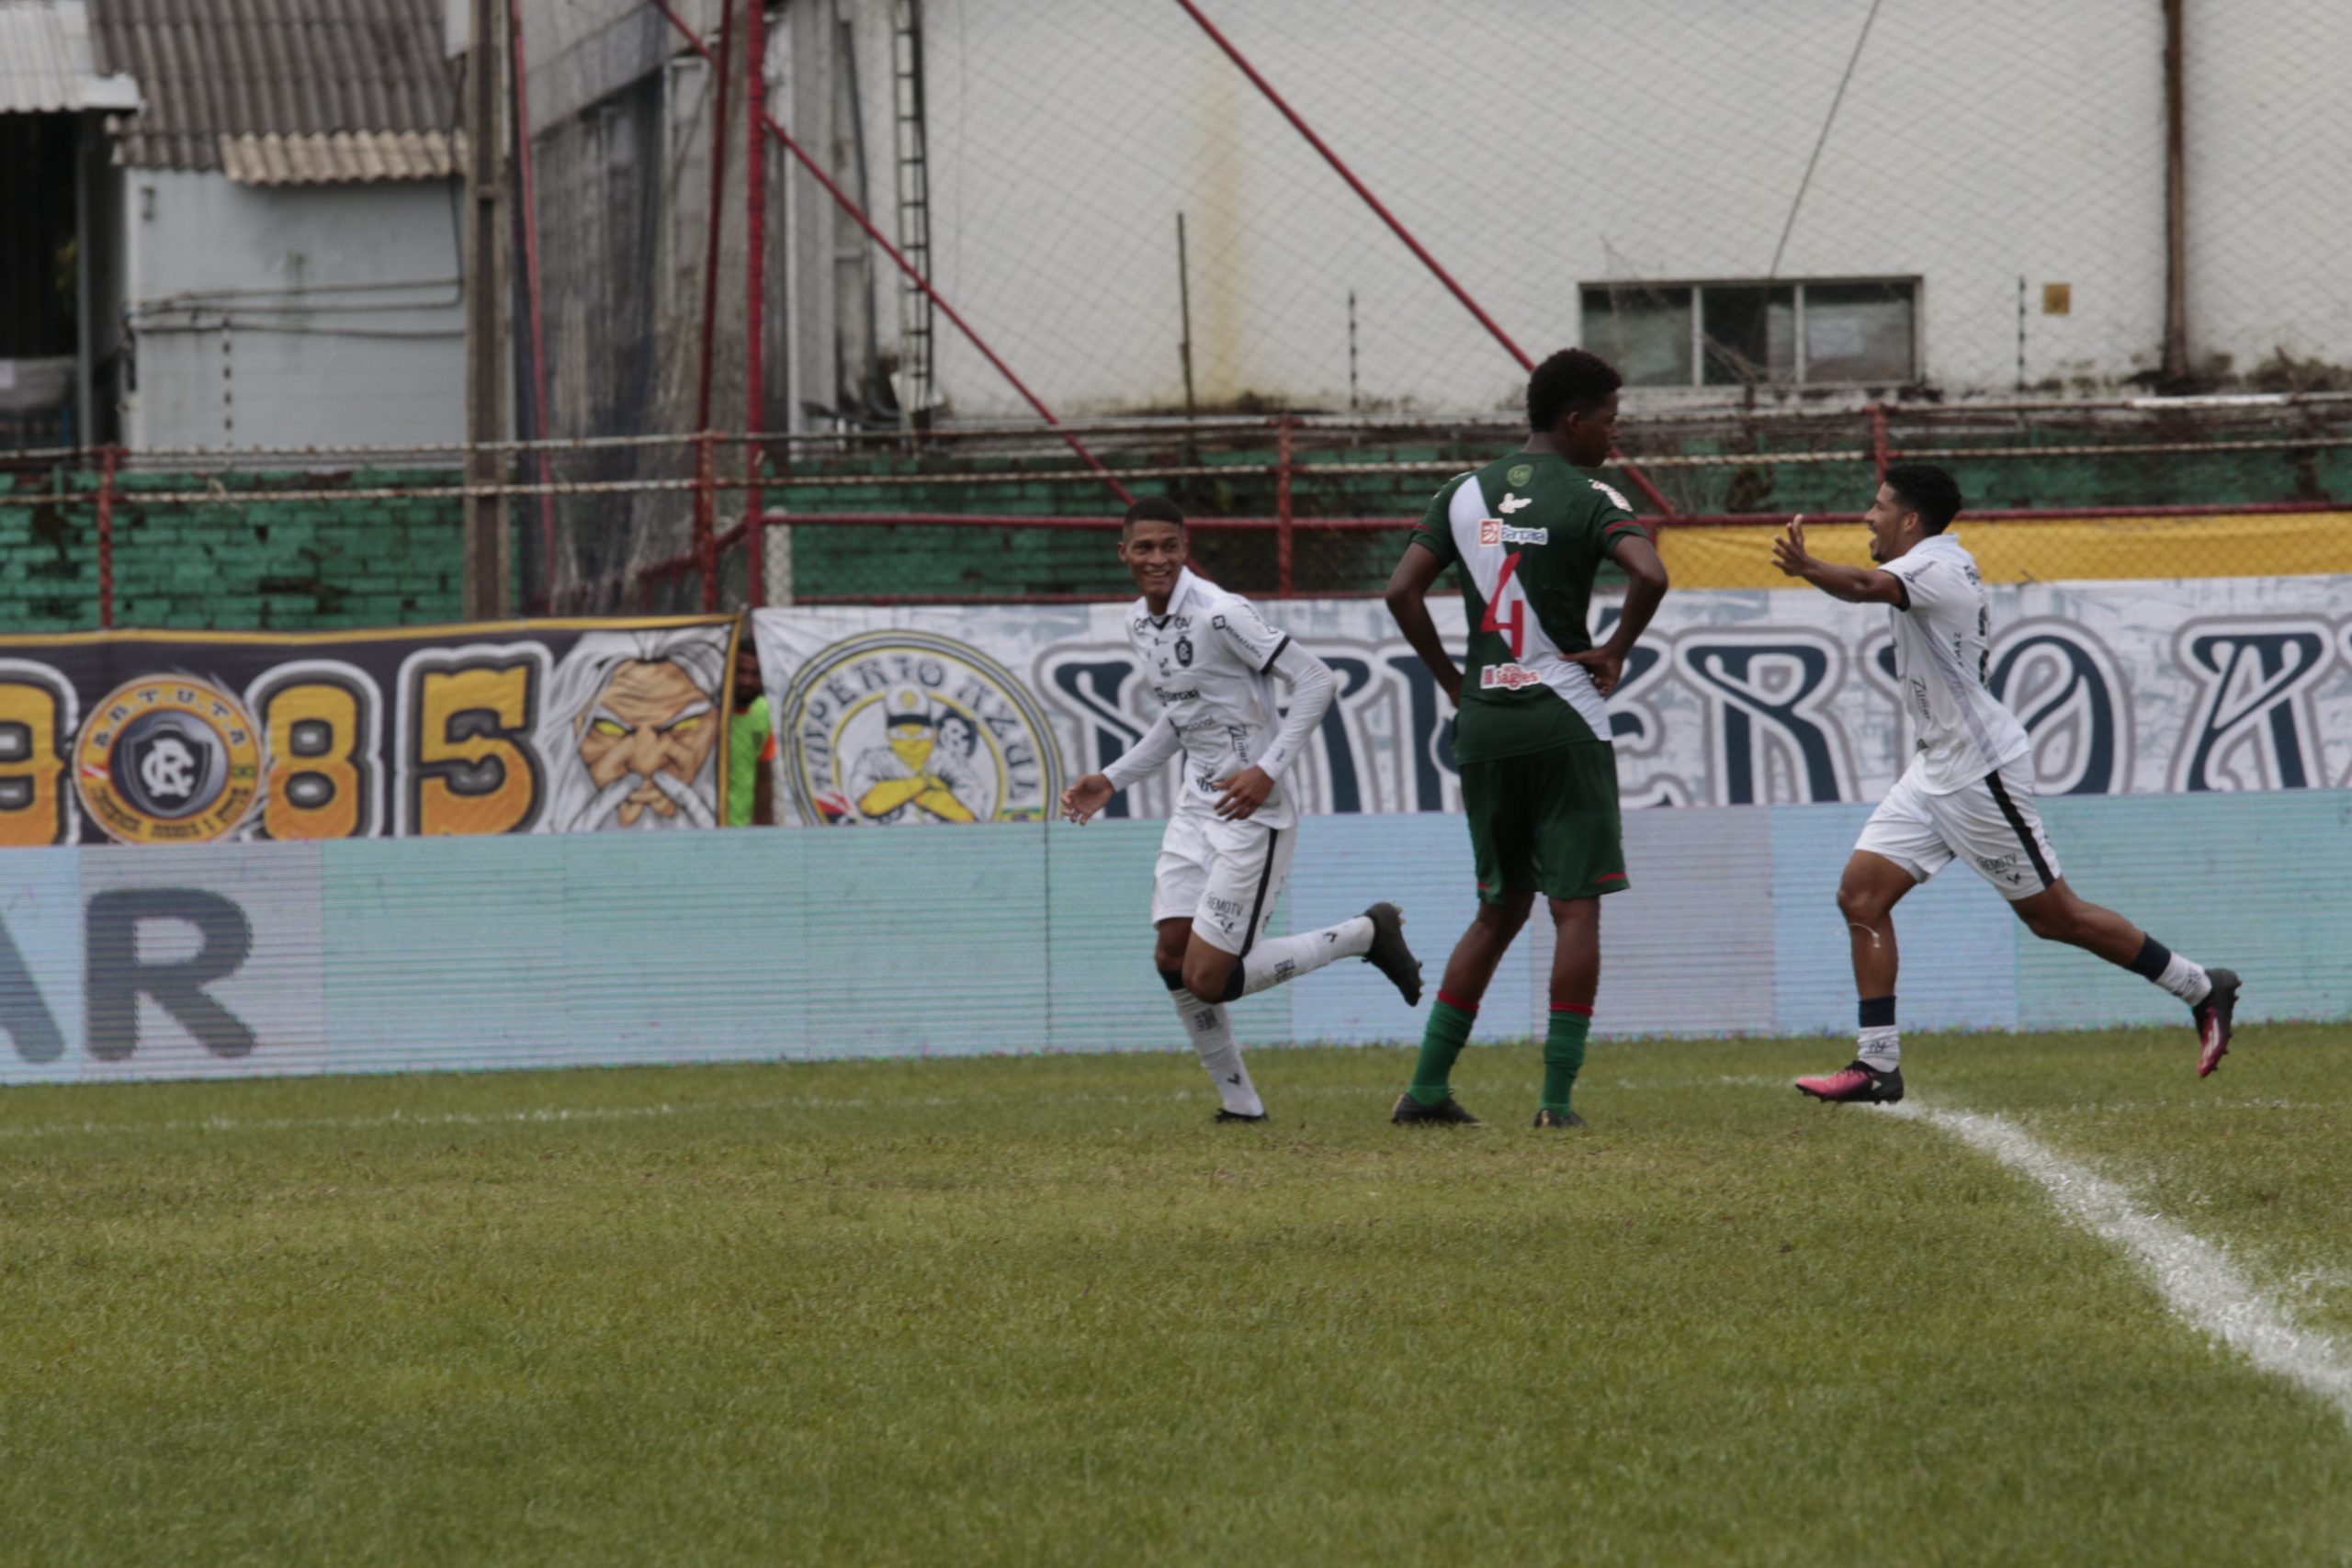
[1060,497,1425,1123]
[1384,348,1672,1130]
[1773,463,2240,1102]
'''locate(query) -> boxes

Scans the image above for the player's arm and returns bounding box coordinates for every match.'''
[1384,539,1460,706]
[1210,639,1336,821]
[1561,529,1669,696]
[1060,712,1181,823]
[1771,515,1907,604]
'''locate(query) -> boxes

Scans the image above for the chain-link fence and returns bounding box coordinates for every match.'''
[501,0,2352,608]
[899,0,2352,416]
[6,389,2350,628]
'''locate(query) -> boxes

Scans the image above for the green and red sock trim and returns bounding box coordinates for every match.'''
[1542,1003,1592,1114]
[1409,992,1481,1106]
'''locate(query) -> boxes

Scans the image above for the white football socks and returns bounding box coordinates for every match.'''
[2155,951,2213,1006]
[1856,1026,1901,1072]
[1169,987,1263,1117]
[1238,916,1374,998]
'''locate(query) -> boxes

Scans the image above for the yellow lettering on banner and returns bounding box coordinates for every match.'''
[262,682,367,840]
[0,679,66,845]
[414,663,539,835]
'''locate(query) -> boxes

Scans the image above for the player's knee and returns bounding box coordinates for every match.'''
[1179,940,1225,993]
[1478,889,1535,932]
[2016,901,2075,943]
[1548,896,1598,932]
[1154,930,1191,975]
[1836,880,1887,928]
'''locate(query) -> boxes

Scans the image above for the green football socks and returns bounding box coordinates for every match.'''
[1408,995,1479,1106]
[1542,1005,1591,1114]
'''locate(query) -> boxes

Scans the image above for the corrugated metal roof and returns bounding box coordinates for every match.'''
[219,127,462,184]
[89,0,458,176]
[0,0,141,113]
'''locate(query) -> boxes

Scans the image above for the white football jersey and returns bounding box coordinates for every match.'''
[1124,568,1301,829]
[1883,534,2030,794]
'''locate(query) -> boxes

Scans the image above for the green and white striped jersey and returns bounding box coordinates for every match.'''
[1406,452,1646,764]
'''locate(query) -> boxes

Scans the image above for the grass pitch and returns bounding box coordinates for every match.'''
[4,1026,2349,1566]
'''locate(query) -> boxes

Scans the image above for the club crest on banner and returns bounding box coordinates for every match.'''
[74,677,262,844]
[780,631,1062,824]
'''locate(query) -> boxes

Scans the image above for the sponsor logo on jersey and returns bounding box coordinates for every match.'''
[1507,463,1534,487]
[777,630,1063,824]
[1499,493,1533,515]
[1478,518,1550,547]
[1590,480,1633,511]
[1480,663,1547,691]
[74,677,262,845]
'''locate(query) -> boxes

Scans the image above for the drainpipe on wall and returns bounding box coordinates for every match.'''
[2161,0,2190,386]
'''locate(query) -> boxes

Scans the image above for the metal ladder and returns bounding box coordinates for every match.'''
[889,0,934,423]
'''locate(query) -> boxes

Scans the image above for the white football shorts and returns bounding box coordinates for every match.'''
[1855,760,2061,902]
[1150,809,1297,955]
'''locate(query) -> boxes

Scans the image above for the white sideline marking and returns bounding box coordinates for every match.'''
[1889,1102,2352,1425]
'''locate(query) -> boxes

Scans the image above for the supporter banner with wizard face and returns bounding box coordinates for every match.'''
[0,617,740,845]
[753,575,2352,820]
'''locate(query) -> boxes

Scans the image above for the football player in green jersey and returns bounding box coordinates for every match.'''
[1383,348,1670,1128]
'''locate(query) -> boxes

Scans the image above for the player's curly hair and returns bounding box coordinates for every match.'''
[1122,495,1186,536]
[1883,462,1963,534]
[1526,348,1623,433]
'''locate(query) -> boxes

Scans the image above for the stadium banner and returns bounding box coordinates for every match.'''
[1,788,2344,1084]
[0,616,741,845]
[752,576,2352,819]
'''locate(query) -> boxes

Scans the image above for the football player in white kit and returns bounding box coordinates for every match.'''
[1772,464,2240,1102]
[1059,498,1426,1122]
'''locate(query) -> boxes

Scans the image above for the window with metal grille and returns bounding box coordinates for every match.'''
[1580,278,1919,389]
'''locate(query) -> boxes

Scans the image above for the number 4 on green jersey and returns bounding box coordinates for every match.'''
[1404,452,1650,765]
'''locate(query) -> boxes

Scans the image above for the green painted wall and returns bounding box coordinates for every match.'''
[4,429,2341,631]
[0,468,493,633]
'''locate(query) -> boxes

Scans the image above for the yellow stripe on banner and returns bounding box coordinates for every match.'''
[1661,510,2352,590]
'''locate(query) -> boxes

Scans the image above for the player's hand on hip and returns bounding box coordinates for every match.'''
[1060,773,1114,824]
[1562,644,1625,696]
[1771,514,1810,577]
[1209,766,1274,820]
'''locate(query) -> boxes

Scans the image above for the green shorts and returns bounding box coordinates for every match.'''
[1461,740,1629,904]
